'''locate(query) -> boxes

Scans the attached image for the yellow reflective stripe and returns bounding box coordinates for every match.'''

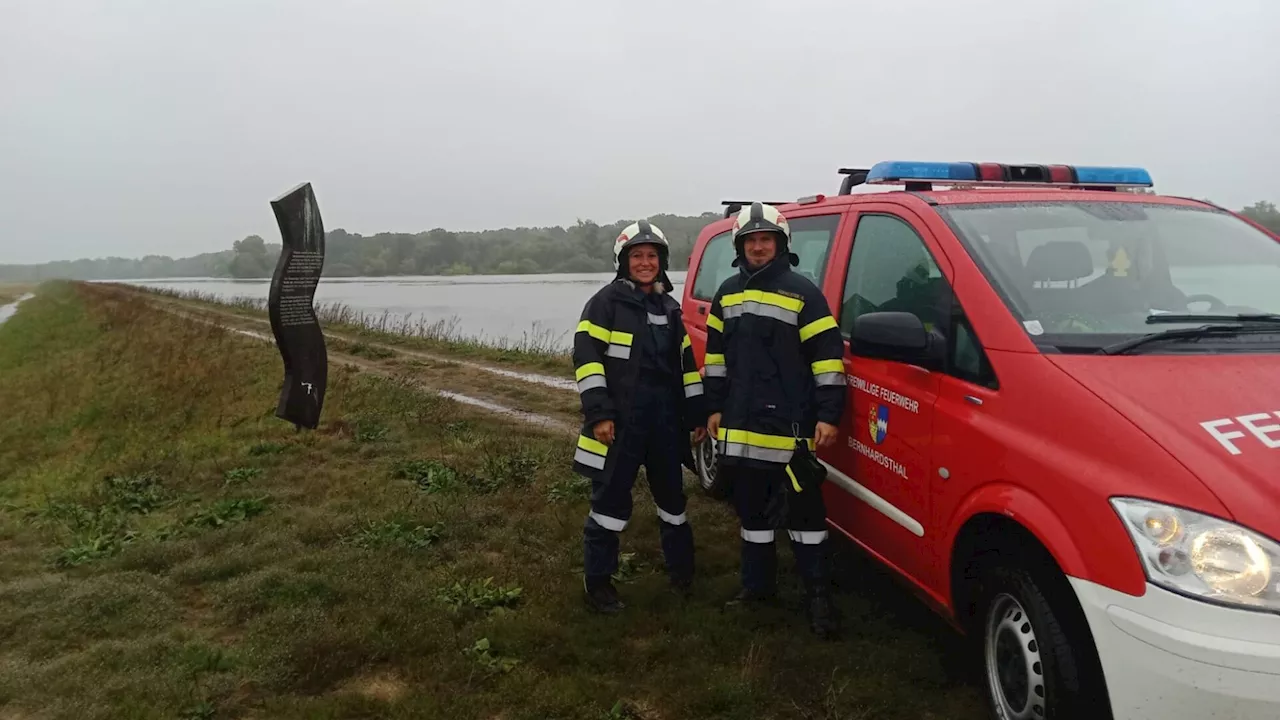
[715,427,814,451]
[575,362,605,381]
[705,353,725,366]
[608,330,633,347]
[577,319,610,343]
[721,290,805,314]
[811,359,844,375]
[681,334,692,351]
[786,465,802,493]
[577,434,609,457]
[706,314,724,332]
[683,371,701,386]
[799,315,838,342]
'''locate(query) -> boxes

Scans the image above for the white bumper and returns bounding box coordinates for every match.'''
[1070,577,1280,720]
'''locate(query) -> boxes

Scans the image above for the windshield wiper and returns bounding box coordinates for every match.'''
[1098,323,1279,356]
[1146,313,1280,325]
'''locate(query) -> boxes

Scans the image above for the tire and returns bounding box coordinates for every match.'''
[974,562,1111,720]
[694,435,731,500]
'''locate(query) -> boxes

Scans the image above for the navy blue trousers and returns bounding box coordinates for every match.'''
[583,384,693,586]
[730,464,830,595]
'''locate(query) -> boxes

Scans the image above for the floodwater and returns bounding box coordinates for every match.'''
[0,293,34,326]
[116,272,688,350]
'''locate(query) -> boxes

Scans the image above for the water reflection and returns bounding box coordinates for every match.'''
[113,272,689,350]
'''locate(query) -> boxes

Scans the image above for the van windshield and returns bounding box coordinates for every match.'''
[937,201,1280,351]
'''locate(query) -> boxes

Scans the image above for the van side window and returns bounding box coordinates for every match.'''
[950,306,998,388]
[839,215,947,336]
[691,231,735,301]
[840,214,998,388]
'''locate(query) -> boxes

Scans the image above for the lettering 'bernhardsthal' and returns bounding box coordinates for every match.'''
[849,437,909,479]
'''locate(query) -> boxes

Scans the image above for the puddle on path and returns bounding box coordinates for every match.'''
[0,294,34,326]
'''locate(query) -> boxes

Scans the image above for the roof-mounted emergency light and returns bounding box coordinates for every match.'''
[720,200,788,218]
[862,161,1154,191]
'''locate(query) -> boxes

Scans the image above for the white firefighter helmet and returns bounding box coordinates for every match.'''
[732,201,791,251]
[612,219,670,271]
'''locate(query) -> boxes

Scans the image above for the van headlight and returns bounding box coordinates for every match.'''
[1112,498,1280,610]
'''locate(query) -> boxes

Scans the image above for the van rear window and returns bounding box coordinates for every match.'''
[690,215,840,301]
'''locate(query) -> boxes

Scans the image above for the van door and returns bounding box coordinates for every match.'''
[824,206,953,587]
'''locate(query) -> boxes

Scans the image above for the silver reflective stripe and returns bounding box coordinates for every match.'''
[657,507,687,525]
[704,365,727,378]
[741,528,775,543]
[647,313,669,325]
[814,372,845,387]
[606,344,631,359]
[788,530,828,545]
[574,448,607,469]
[577,375,608,393]
[720,442,792,464]
[684,382,704,398]
[723,302,798,326]
[590,511,628,532]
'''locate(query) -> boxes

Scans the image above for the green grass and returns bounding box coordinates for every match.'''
[131,284,575,376]
[0,281,986,719]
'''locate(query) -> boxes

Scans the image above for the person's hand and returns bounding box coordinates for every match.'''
[707,413,722,440]
[593,420,615,446]
[814,422,839,449]
[692,427,707,445]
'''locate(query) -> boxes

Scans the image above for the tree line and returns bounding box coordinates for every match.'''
[0,213,721,281]
[3,202,1278,282]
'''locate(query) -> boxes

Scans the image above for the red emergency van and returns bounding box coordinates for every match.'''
[681,161,1280,720]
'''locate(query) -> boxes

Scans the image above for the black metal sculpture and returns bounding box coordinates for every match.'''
[267,182,328,429]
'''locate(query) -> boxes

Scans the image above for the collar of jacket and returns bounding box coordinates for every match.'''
[736,254,795,286]
[608,278,675,309]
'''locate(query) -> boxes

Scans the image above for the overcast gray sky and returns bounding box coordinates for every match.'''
[2,0,1277,265]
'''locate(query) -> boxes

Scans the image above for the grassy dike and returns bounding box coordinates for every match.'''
[0,282,984,720]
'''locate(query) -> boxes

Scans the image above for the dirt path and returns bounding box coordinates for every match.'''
[120,289,584,436]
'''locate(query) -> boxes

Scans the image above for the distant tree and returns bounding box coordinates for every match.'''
[229,235,271,278]
[1240,201,1280,234]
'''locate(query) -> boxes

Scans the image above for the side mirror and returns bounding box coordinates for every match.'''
[850,311,936,365]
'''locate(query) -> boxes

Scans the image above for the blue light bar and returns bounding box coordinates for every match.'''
[1072,166,1153,186]
[865,162,977,184]
[862,160,1154,189]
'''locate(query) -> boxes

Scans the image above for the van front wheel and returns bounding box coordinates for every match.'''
[694,436,730,500]
[976,563,1109,720]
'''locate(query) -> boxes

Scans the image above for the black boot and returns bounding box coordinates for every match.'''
[806,588,840,639]
[584,577,625,615]
[670,574,693,599]
[725,586,778,608]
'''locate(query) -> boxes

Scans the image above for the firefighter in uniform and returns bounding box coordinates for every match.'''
[571,220,708,614]
[704,202,847,637]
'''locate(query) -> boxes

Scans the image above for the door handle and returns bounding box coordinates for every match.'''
[698,306,707,315]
